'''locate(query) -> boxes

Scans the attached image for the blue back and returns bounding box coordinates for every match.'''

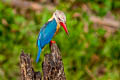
[37,18,57,48]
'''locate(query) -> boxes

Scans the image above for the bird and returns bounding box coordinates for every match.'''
[36,10,69,63]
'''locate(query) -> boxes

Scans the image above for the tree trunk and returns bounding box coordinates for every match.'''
[20,43,66,80]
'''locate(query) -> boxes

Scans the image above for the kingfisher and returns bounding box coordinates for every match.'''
[36,10,69,63]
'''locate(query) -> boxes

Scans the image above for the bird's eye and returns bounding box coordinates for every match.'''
[58,17,61,20]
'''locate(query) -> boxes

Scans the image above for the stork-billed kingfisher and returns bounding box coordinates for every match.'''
[36,10,69,63]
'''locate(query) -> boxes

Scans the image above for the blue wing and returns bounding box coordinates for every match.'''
[36,18,57,62]
[37,18,57,48]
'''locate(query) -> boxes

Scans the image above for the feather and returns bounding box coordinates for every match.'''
[36,18,57,62]
[36,46,42,63]
[37,18,57,48]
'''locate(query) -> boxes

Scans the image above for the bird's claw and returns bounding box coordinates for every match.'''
[50,41,56,47]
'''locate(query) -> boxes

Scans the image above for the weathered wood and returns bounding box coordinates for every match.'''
[20,43,66,80]
[20,51,42,80]
[43,43,66,80]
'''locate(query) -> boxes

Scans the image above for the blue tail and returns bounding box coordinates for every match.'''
[36,47,42,63]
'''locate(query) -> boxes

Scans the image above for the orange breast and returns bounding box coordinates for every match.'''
[54,23,60,36]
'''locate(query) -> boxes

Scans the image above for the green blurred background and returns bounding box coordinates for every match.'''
[0,0,120,80]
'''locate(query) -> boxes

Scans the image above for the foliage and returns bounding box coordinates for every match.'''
[0,0,120,80]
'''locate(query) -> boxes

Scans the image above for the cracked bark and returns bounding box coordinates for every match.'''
[20,43,66,80]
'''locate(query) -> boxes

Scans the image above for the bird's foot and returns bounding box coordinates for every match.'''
[50,41,56,47]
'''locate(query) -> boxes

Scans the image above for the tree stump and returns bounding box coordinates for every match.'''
[20,43,66,80]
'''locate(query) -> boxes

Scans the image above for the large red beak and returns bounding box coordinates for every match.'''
[60,22,69,35]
